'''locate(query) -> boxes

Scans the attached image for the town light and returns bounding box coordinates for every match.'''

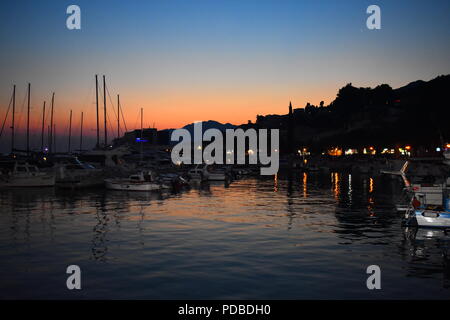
[328,147,342,156]
[405,145,411,151]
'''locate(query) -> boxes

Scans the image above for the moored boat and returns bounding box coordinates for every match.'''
[53,156,104,189]
[105,171,163,191]
[403,193,450,228]
[0,162,55,187]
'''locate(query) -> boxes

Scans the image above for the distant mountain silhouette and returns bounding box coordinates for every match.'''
[183,120,236,132]
[160,120,236,144]
[161,120,236,133]
[395,80,426,93]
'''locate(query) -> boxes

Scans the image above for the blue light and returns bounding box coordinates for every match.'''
[136,138,148,143]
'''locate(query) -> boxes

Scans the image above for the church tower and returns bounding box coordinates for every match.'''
[287,101,294,154]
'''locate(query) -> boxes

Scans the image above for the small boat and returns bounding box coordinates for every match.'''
[403,195,450,228]
[187,164,230,182]
[54,156,104,189]
[0,162,55,187]
[105,171,163,191]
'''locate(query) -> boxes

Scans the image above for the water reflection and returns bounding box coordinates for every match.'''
[0,173,449,299]
[403,228,450,289]
[92,199,109,262]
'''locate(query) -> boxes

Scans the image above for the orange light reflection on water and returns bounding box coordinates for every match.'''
[303,172,308,197]
[332,172,340,201]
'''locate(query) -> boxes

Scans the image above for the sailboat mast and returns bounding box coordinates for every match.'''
[140,107,143,161]
[117,94,120,139]
[41,101,45,152]
[49,92,54,154]
[95,75,100,148]
[26,83,30,156]
[68,109,72,153]
[103,75,107,148]
[79,111,83,152]
[11,85,15,154]
[53,124,56,153]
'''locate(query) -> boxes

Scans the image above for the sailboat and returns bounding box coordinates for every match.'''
[0,162,55,187]
[53,155,104,189]
[104,108,165,191]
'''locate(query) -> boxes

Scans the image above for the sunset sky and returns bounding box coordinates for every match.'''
[1,0,450,151]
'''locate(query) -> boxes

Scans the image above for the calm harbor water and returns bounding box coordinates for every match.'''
[0,172,449,299]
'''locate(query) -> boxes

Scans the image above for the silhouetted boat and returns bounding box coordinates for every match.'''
[54,156,104,189]
[105,171,164,191]
[0,162,55,187]
[188,164,229,181]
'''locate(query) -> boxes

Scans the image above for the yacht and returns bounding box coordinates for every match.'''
[0,162,55,187]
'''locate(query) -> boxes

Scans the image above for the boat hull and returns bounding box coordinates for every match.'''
[412,210,450,228]
[56,178,104,189]
[0,175,55,187]
[105,179,161,191]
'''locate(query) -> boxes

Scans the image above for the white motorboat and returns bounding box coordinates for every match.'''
[403,192,450,228]
[0,162,55,187]
[105,171,163,191]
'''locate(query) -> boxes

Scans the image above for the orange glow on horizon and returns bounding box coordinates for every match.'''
[6,87,334,136]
